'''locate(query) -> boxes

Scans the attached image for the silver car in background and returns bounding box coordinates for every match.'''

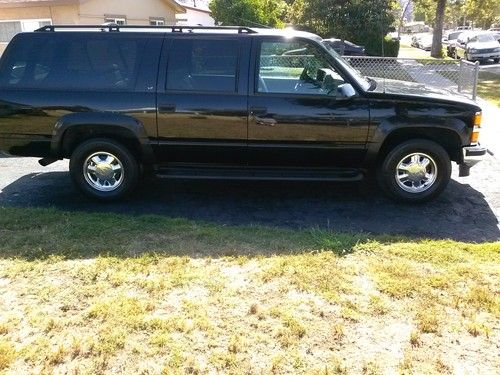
[455,32,500,62]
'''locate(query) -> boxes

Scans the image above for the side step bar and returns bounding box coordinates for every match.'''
[155,165,364,182]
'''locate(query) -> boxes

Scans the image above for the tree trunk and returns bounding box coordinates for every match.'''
[431,0,446,58]
[398,0,412,39]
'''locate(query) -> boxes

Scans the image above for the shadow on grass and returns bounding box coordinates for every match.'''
[0,205,396,260]
[0,170,498,260]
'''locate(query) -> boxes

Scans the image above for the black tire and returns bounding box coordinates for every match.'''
[377,139,451,203]
[70,138,140,201]
[494,58,499,64]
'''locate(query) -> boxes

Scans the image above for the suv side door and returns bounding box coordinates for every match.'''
[156,35,250,165]
[247,36,370,167]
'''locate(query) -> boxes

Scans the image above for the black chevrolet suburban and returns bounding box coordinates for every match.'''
[0,25,487,202]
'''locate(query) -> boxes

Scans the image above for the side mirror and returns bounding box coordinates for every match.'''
[337,83,356,99]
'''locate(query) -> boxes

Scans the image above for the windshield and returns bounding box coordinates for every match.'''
[472,34,496,43]
[321,40,371,91]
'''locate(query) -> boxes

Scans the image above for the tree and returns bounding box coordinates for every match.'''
[431,0,447,57]
[462,0,500,29]
[209,0,287,28]
[395,0,413,38]
[290,0,396,55]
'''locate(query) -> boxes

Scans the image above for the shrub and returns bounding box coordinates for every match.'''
[361,35,400,57]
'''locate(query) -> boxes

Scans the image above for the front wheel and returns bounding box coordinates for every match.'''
[377,140,451,203]
[70,138,140,201]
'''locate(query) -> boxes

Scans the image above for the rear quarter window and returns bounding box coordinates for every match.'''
[0,33,147,91]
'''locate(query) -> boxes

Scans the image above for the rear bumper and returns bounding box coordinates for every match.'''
[459,144,488,177]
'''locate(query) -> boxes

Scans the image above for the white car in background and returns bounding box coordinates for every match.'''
[455,32,500,62]
[416,34,433,51]
[411,33,433,51]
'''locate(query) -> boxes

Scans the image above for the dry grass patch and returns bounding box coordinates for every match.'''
[0,339,16,370]
[0,207,498,374]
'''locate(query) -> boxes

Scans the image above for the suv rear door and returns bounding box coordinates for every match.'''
[247,36,370,167]
[156,35,250,165]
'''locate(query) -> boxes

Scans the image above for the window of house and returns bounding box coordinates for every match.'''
[150,18,165,26]
[104,16,126,25]
[0,19,52,43]
[257,40,345,96]
[166,39,239,92]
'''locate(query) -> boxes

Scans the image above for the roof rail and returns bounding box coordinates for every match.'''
[35,24,257,34]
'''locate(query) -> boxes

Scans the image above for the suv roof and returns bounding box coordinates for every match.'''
[35,24,322,40]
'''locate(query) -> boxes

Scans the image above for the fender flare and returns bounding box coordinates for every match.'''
[364,117,470,166]
[50,112,155,163]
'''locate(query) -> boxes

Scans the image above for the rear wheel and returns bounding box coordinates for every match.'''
[377,139,451,203]
[70,138,140,201]
[494,58,500,63]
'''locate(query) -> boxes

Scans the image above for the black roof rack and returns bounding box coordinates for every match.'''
[36,24,257,34]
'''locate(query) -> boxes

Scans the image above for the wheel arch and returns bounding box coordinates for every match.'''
[365,119,469,166]
[377,127,463,163]
[51,113,155,163]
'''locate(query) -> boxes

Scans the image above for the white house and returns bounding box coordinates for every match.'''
[175,0,214,26]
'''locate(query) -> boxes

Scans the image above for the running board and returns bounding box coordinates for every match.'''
[155,165,364,181]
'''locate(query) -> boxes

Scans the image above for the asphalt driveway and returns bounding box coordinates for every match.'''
[0,150,498,242]
[1,100,499,243]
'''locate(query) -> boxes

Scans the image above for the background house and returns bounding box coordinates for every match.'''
[176,0,214,26]
[0,0,215,55]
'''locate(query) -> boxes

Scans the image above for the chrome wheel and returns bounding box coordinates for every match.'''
[83,152,124,192]
[395,153,437,194]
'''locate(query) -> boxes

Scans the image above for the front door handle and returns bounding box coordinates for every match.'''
[254,116,277,126]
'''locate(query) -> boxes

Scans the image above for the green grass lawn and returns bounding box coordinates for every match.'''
[477,71,500,107]
[0,207,498,374]
[398,45,433,59]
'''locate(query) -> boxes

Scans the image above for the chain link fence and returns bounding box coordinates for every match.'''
[260,54,480,100]
[344,56,480,100]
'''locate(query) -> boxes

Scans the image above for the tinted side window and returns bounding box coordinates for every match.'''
[166,39,238,92]
[0,34,145,90]
[257,40,344,96]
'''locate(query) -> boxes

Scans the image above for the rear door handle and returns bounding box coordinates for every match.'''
[250,107,276,126]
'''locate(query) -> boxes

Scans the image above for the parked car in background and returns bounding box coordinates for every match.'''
[322,38,366,56]
[414,34,433,51]
[455,32,500,62]
[445,30,465,57]
[411,34,428,48]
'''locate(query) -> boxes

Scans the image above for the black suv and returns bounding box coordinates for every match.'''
[0,25,486,202]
